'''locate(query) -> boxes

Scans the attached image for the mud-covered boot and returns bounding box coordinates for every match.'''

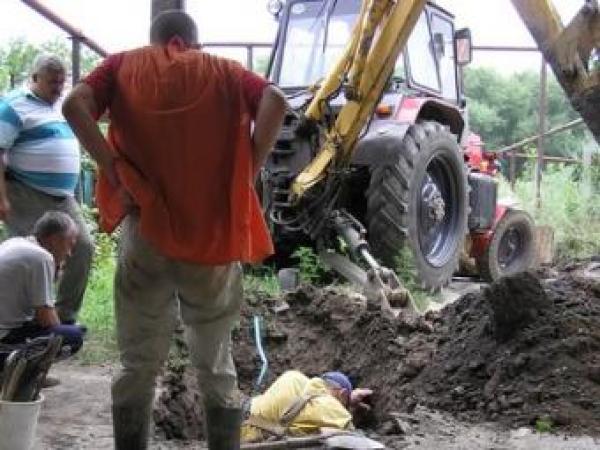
[204,407,242,450]
[112,405,150,450]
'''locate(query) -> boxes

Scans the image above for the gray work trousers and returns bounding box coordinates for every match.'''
[4,179,93,323]
[112,214,243,449]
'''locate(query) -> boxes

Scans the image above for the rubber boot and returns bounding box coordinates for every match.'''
[204,407,242,450]
[112,405,150,450]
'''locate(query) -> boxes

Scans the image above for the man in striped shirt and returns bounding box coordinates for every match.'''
[0,54,93,325]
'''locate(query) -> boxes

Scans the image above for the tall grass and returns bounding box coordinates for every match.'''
[77,232,118,364]
[499,162,600,260]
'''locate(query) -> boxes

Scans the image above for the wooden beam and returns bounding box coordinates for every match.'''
[496,118,585,154]
[511,0,600,144]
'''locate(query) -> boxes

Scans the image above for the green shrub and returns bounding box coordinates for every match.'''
[291,246,333,285]
[498,163,600,260]
[77,230,118,364]
[243,265,280,297]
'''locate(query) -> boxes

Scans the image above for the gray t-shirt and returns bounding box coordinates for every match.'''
[0,236,55,339]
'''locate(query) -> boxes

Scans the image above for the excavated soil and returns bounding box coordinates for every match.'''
[154,264,600,443]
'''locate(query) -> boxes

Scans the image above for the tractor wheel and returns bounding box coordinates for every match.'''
[366,121,469,290]
[478,209,536,281]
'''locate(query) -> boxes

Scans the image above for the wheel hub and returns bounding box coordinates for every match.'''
[421,174,446,228]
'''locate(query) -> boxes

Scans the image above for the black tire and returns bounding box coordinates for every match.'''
[366,121,469,289]
[478,209,536,281]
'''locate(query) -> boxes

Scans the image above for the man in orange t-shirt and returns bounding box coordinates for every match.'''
[63,10,286,450]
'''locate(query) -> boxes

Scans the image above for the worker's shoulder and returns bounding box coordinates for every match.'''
[197,50,248,75]
[0,237,53,266]
[280,370,310,383]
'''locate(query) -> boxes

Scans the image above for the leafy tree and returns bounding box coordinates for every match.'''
[465,66,584,158]
[0,37,101,95]
[0,38,39,92]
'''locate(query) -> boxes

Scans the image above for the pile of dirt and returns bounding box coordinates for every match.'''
[154,266,600,440]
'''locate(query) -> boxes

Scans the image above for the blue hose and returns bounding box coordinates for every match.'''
[253,315,268,390]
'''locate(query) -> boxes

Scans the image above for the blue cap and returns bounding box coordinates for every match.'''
[321,371,353,392]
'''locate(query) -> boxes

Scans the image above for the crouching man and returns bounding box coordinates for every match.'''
[242,370,373,443]
[0,211,85,365]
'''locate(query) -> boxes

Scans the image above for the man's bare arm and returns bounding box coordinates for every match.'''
[0,150,10,220]
[252,85,287,178]
[62,84,119,186]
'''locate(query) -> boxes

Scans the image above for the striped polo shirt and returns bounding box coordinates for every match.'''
[0,88,80,197]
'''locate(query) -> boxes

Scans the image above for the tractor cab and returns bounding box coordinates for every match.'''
[267,0,472,112]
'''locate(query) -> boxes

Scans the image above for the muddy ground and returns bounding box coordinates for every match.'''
[151,260,600,448]
[34,361,600,449]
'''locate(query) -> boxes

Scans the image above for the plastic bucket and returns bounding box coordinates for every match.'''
[0,394,44,450]
[278,268,300,292]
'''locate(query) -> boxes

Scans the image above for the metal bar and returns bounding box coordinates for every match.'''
[512,154,582,163]
[203,42,271,48]
[536,58,547,209]
[495,119,585,153]
[247,46,253,72]
[20,0,108,57]
[509,151,516,190]
[472,45,539,52]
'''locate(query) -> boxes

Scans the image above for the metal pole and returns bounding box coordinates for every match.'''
[71,37,81,85]
[535,58,547,209]
[247,46,254,72]
[71,36,83,204]
[509,151,516,191]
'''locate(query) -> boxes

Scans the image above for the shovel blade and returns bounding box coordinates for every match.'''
[324,434,385,449]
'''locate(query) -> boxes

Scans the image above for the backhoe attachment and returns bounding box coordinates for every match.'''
[319,211,414,317]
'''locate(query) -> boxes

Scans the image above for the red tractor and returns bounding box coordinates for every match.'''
[261,0,536,291]
[463,133,536,281]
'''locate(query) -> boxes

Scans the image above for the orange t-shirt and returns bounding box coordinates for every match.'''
[84,44,273,264]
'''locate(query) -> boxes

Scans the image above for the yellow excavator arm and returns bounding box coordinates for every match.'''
[291,0,427,199]
[291,0,600,201]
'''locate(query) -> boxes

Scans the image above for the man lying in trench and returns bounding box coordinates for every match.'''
[241,370,373,443]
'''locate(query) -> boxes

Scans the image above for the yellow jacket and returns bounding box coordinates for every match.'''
[242,370,353,442]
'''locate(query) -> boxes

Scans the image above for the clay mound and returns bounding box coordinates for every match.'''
[154,269,600,439]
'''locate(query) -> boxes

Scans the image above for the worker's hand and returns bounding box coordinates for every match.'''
[350,388,373,411]
[0,194,10,221]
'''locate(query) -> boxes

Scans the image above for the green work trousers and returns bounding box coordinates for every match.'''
[112,214,243,449]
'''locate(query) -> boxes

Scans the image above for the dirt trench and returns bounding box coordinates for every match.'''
[153,262,600,444]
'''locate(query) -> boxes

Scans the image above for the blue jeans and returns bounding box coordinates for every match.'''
[0,322,85,366]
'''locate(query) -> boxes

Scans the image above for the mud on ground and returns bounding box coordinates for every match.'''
[154,262,600,445]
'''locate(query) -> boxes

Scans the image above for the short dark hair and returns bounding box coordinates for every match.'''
[33,211,76,240]
[150,10,198,46]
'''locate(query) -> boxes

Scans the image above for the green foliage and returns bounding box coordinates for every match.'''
[0,37,101,94]
[0,38,38,91]
[243,265,280,297]
[76,223,118,364]
[465,67,585,159]
[291,246,331,285]
[394,248,438,312]
[498,163,600,260]
[535,417,554,433]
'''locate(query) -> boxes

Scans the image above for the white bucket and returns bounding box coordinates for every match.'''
[0,394,44,450]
